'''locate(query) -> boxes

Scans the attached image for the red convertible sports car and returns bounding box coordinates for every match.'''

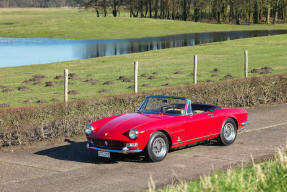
[85,95,249,162]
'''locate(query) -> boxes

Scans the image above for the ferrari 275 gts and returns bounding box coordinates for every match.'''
[85,95,249,162]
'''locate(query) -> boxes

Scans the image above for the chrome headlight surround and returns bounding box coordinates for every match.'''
[129,128,139,140]
[85,124,94,135]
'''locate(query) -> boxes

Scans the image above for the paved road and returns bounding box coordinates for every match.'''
[0,103,287,192]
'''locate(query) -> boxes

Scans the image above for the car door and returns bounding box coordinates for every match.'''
[185,111,218,141]
[165,115,189,144]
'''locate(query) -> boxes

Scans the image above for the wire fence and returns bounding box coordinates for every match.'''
[0,49,268,108]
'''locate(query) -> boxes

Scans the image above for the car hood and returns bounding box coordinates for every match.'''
[93,113,166,139]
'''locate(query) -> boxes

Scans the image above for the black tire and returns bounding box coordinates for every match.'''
[145,132,169,162]
[218,118,237,146]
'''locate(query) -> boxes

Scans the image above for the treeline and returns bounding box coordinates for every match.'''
[71,0,287,24]
[0,0,77,7]
[1,0,287,24]
[128,0,287,24]
[83,0,287,24]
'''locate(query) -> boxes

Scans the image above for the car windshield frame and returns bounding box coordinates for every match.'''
[137,95,188,116]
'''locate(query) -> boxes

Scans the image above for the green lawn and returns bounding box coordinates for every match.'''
[1,33,287,107]
[1,8,287,39]
[155,150,287,192]
[1,8,287,107]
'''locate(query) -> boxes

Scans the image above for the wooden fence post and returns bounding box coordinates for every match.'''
[194,55,198,84]
[64,69,68,105]
[244,50,248,78]
[134,61,138,93]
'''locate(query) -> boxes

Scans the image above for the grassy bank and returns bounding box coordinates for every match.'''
[155,149,287,192]
[0,74,286,147]
[1,34,287,107]
[0,8,287,39]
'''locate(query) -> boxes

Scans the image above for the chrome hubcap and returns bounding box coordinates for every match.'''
[152,137,167,158]
[224,123,236,141]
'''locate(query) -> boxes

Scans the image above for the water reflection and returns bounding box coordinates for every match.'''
[1,30,287,68]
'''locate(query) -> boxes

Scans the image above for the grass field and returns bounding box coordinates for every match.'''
[155,149,287,192]
[1,8,287,39]
[0,33,287,107]
[0,8,287,107]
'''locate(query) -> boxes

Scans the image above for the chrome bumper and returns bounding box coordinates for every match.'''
[240,120,249,131]
[241,120,249,126]
[86,143,142,154]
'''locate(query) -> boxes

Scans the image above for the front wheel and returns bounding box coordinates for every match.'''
[218,118,237,145]
[145,132,169,162]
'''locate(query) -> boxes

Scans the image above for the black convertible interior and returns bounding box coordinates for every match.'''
[163,104,185,115]
[191,103,221,114]
[162,103,221,115]
[138,96,221,116]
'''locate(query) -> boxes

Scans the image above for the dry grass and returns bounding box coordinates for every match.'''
[154,147,287,192]
[0,74,286,148]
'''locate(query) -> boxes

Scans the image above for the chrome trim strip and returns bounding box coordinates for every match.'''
[173,133,220,145]
[86,143,142,154]
[241,120,249,126]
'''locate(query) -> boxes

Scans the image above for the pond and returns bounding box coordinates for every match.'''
[1,30,287,68]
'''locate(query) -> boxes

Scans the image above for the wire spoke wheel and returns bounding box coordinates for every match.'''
[152,137,167,158]
[146,132,169,162]
[218,118,237,146]
[223,123,236,141]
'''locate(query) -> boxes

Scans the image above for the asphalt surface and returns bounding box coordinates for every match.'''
[0,103,287,192]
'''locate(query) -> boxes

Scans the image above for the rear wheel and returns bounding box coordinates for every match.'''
[218,118,237,145]
[145,132,169,162]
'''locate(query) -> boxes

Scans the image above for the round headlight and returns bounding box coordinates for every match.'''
[85,124,94,135]
[129,128,138,140]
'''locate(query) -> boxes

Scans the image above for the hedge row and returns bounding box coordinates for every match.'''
[0,74,286,148]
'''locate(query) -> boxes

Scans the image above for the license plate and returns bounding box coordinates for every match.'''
[98,151,110,158]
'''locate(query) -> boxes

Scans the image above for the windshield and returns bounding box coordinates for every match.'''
[137,96,186,115]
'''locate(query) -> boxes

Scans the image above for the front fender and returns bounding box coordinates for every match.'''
[136,126,172,150]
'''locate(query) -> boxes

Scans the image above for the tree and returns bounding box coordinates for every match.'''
[2,0,287,24]
[273,0,280,23]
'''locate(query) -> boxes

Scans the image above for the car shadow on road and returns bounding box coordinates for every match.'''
[35,139,222,164]
[35,139,146,164]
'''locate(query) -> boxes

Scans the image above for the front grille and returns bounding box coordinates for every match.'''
[91,139,125,150]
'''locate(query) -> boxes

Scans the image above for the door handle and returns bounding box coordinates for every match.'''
[208,113,214,117]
